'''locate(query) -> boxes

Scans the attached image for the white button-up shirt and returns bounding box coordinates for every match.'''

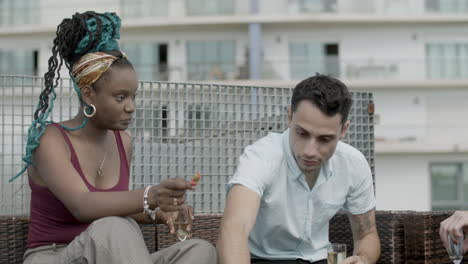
[227,129,376,262]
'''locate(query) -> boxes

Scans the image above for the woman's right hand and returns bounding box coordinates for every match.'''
[156,204,194,234]
[148,178,194,212]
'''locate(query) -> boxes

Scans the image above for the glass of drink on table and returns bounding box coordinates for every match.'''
[174,172,201,241]
[327,243,346,264]
[447,229,464,264]
[174,209,190,241]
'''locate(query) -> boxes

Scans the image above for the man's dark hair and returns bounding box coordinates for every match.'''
[291,74,352,125]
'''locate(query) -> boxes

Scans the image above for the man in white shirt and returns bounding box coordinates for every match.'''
[218,75,380,264]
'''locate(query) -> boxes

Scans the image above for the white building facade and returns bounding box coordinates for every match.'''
[1,0,468,211]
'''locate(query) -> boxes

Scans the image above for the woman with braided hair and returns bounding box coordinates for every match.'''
[13,11,217,264]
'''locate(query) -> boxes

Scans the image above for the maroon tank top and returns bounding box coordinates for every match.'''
[26,123,130,248]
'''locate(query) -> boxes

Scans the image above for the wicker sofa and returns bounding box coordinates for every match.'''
[2,211,464,264]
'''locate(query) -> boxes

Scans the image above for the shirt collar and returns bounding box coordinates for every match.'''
[282,129,302,180]
[282,129,334,181]
[322,156,333,180]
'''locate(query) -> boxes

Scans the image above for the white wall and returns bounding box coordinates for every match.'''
[263,23,468,81]
[373,87,468,149]
[339,26,425,80]
[375,152,468,211]
[375,153,430,210]
[373,89,427,141]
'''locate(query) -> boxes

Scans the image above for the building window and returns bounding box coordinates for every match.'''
[33,50,39,76]
[298,0,337,13]
[431,163,468,211]
[122,43,168,81]
[0,0,38,27]
[426,43,468,79]
[289,42,340,80]
[0,49,36,75]
[425,0,468,13]
[120,0,169,18]
[186,40,236,80]
[186,0,234,16]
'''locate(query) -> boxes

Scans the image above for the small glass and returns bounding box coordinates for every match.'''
[447,230,464,264]
[327,243,347,264]
[174,210,190,241]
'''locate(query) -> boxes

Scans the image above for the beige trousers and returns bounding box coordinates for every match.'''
[24,216,218,264]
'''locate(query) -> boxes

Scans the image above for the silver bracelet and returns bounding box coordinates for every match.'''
[143,185,156,221]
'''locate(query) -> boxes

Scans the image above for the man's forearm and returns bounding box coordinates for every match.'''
[218,227,250,264]
[218,185,261,264]
[354,230,380,264]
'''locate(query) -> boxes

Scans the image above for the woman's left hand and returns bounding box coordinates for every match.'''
[156,204,194,234]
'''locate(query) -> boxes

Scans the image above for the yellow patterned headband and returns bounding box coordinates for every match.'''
[71,51,127,89]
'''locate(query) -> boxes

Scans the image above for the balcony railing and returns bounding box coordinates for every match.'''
[4,57,466,83]
[1,0,467,29]
[119,0,467,18]
[134,57,468,82]
[118,0,468,18]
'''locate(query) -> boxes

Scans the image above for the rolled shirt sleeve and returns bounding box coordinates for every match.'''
[227,144,272,197]
[227,133,282,198]
[342,152,376,215]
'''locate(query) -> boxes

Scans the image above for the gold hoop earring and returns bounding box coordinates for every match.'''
[83,104,96,118]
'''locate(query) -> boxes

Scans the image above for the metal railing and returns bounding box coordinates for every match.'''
[2,57,467,83]
[129,58,468,82]
[1,0,467,28]
[0,75,374,214]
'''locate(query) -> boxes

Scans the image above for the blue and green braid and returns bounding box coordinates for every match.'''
[10,11,122,182]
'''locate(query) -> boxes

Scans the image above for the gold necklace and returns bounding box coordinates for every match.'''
[82,131,109,178]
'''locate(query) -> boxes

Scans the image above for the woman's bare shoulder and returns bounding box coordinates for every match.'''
[33,123,71,162]
[39,123,68,147]
[30,123,71,185]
